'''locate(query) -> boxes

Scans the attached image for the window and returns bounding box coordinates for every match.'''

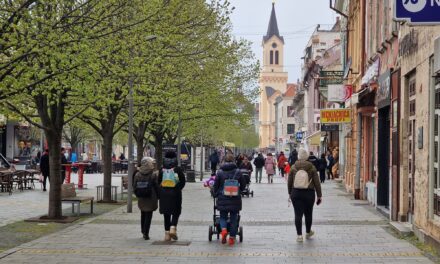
[275,51,279,65]
[287,124,295,134]
[270,50,273,65]
[320,42,326,46]
[409,78,416,96]
[409,100,416,116]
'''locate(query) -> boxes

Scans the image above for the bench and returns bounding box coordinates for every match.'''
[61,183,94,216]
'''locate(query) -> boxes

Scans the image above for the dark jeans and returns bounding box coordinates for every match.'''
[164,214,179,231]
[141,211,153,235]
[327,167,333,179]
[319,170,326,183]
[291,189,315,236]
[219,210,238,237]
[43,174,49,190]
[279,167,285,177]
[211,163,218,175]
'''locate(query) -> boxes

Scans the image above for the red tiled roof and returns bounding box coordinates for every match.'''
[284,84,297,97]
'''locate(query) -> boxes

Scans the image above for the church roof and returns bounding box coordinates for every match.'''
[263,3,284,43]
[265,86,277,99]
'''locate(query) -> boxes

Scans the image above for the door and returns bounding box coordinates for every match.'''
[377,107,390,208]
[408,75,416,223]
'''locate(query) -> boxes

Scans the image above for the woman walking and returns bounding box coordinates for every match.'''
[159,151,186,241]
[213,153,247,246]
[264,153,276,183]
[133,157,159,240]
[287,148,322,242]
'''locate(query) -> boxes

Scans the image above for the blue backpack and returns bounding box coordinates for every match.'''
[161,168,179,188]
[223,170,240,197]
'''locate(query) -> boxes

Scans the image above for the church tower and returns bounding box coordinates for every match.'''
[259,2,288,149]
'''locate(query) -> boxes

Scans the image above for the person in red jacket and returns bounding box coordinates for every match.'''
[277,152,288,177]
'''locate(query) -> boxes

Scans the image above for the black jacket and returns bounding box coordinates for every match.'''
[318,157,327,171]
[158,157,186,215]
[307,155,319,171]
[288,150,298,166]
[213,162,246,212]
[61,154,68,174]
[40,153,49,177]
[253,155,265,168]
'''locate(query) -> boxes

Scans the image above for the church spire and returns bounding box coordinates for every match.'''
[263,2,284,43]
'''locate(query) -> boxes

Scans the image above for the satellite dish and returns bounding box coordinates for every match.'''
[343,57,352,79]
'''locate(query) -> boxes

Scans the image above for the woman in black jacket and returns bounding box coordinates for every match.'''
[40,149,49,191]
[213,153,246,246]
[318,153,327,183]
[158,151,186,241]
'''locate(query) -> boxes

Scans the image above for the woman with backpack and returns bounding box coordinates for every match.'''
[133,157,159,240]
[213,153,247,246]
[159,151,186,241]
[287,148,322,243]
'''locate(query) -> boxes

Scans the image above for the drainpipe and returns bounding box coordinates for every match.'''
[355,112,362,199]
[329,0,348,18]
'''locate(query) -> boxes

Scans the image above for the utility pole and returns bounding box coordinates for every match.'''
[127,79,134,213]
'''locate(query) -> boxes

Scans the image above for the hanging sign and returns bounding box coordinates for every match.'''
[320,109,352,124]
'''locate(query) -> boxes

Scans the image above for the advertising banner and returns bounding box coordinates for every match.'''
[320,109,351,124]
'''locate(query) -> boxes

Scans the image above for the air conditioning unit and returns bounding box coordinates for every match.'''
[435,37,440,75]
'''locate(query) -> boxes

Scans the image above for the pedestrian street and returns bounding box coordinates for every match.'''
[0,176,433,264]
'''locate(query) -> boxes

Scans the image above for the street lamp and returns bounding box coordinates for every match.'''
[127,35,157,213]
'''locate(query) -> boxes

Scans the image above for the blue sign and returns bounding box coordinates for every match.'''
[395,0,440,24]
[295,132,303,142]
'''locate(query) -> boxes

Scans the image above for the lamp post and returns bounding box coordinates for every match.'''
[127,35,157,213]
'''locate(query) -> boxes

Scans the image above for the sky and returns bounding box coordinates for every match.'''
[229,0,337,83]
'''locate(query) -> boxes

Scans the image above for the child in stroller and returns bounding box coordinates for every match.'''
[239,169,253,197]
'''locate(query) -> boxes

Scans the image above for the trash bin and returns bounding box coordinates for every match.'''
[186,170,195,182]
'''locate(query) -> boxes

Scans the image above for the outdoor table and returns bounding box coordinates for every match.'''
[63,163,91,189]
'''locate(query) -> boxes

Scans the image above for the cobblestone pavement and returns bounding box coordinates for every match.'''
[0,173,434,263]
[0,173,122,227]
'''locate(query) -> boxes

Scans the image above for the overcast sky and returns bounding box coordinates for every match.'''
[229,0,337,83]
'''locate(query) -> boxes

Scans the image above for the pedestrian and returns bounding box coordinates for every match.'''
[287,148,322,242]
[327,150,334,180]
[209,150,220,175]
[277,151,288,177]
[264,153,276,183]
[159,151,186,241]
[213,153,246,246]
[239,156,253,174]
[288,149,298,166]
[40,149,49,191]
[283,162,291,176]
[318,153,327,183]
[307,151,319,171]
[235,153,244,168]
[253,153,265,183]
[133,157,159,240]
[60,147,68,184]
[119,152,126,161]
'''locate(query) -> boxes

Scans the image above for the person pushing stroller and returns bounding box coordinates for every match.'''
[213,153,247,246]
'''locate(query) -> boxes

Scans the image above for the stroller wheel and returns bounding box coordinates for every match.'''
[208,226,213,242]
[239,226,243,242]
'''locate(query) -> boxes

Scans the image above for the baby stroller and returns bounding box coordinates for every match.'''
[208,197,243,242]
[240,169,254,198]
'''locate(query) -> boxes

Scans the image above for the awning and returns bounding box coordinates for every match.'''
[305,130,322,146]
[350,88,368,105]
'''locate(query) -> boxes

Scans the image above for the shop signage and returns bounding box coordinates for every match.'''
[395,0,440,25]
[377,70,391,108]
[328,84,353,102]
[320,109,352,124]
[321,124,339,131]
[295,131,304,142]
[361,59,380,85]
[319,71,344,87]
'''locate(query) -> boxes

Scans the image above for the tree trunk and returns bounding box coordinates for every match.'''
[47,130,63,219]
[154,133,164,169]
[136,139,144,165]
[134,121,147,165]
[102,132,114,202]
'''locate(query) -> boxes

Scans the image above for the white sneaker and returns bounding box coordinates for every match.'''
[296,235,303,242]
[306,230,315,239]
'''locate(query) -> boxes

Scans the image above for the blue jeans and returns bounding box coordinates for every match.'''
[219,211,238,237]
[255,168,263,183]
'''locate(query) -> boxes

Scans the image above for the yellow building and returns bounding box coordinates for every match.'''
[259,3,288,149]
